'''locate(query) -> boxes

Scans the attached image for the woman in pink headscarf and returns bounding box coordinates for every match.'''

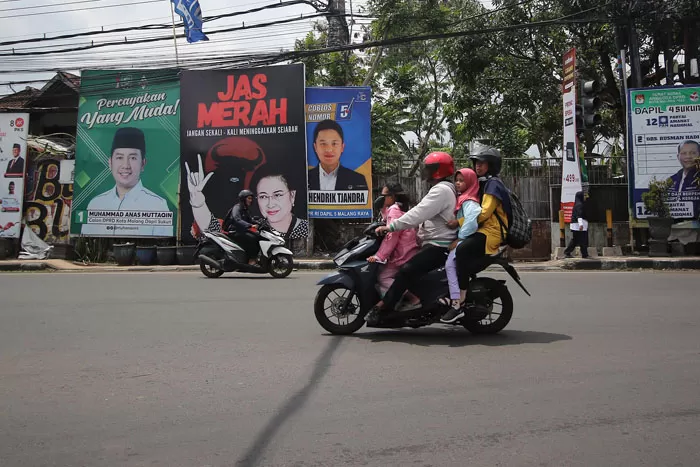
[438,168,481,320]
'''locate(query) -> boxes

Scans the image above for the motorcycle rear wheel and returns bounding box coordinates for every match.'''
[200,259,225,278]
[314,284,364,335]
[462,284,513,334]
[269,254,294,278]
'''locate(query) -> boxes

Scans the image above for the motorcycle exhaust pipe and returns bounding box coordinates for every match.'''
[199,255,223,271]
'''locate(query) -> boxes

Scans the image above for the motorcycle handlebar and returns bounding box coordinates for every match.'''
[362,221,385,237]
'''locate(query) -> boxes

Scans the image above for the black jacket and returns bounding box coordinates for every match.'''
[571,191,587,221]
[224,203,253,233]
[308,165,368,191]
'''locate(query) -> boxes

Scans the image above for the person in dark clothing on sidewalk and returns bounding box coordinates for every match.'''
[223,189,260,264]
[564,191,589,259]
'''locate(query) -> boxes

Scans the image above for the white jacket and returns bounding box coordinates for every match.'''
[389,181,457,247]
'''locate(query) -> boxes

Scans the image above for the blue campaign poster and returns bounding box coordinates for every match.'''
[305,87,372,218]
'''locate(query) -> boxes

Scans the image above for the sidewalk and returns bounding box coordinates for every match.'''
[2,256,700,273]
[0,258,336,272]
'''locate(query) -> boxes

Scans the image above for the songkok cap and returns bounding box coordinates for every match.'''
[111,127,146,157]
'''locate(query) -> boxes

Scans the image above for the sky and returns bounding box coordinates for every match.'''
[0,0,374,96]
[0,0,540,156]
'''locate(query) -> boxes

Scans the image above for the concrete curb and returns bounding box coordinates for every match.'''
[559,258,700,271]
[2,258,700,273]
[0,262,50,272]
[0,259,337,273]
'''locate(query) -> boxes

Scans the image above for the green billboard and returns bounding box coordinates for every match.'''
[71,69,180,237]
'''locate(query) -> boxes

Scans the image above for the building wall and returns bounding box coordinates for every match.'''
[510,220,552,260]
[28,111,77,136]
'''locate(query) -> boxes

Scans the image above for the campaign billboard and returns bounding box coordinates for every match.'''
[179,64,308,243]
[306,87,372,218]
[628,86,700,219]
[561,48,583,222]
[71,69,180,237]
[0,113,29,238]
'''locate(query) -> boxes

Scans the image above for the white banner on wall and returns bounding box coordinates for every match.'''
[0,113,30,238]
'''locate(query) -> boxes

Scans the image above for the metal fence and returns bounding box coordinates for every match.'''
[373,156,628,221]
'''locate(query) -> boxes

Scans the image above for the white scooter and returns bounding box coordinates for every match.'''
[194,218,294,278]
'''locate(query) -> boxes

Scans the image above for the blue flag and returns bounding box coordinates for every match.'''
[171,0,209,43]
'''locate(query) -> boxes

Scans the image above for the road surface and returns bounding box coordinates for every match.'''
[1,270,698,466]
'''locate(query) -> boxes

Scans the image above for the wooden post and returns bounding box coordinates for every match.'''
[559,210,566,247]
[606,209,613,247]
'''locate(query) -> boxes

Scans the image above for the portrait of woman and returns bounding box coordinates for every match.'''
[185,154,309,243]
[250,165,309,241]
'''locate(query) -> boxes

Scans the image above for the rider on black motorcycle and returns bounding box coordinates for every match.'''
[366,152,458,324]
[445,147,512,322]
[223,189,260,265]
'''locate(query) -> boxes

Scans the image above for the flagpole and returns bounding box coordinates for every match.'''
[169,0,180,66]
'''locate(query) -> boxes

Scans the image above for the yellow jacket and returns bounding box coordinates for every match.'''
[477,193,508,255]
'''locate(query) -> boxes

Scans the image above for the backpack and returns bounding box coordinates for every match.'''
[487,180,533,250]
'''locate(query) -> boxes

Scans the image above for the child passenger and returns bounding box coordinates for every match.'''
[367,184,421,309]
[439,168,482,316]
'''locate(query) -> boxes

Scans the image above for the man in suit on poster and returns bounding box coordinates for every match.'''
[4,144,25,177]
[308,119,368,191]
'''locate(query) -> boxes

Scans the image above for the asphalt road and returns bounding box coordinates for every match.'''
[1,270,699,467]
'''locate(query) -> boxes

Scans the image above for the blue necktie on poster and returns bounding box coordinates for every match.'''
[171,0,209,43]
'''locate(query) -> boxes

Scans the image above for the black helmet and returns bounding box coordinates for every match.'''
[238,189,254,202]
[469,147,502,176]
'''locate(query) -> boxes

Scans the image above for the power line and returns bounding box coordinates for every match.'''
[0,0,161,12]
[0,14,318,53]
[222,8,605,68]
[0,0,322,33]
[0,12,366,56]
[0,26,314,61]
[0,0,283,41]
[0,8,606,86]
[0,0,171,19]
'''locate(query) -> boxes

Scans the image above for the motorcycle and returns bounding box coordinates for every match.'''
[195,218,294,279]
[313,220,530,335]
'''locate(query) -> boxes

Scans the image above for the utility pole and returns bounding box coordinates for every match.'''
[627,0,643,88]
[327,0,350,48]
[309,0,352,257]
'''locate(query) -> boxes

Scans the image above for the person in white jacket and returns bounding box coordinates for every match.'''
[366,152,457,324]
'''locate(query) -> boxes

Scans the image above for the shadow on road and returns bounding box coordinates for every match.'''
[348,328,572,348]
[236,336,343,467]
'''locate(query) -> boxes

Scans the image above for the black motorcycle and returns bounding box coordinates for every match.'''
[313,221,530,335]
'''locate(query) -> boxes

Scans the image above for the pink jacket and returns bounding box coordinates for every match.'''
[375,203,419,266]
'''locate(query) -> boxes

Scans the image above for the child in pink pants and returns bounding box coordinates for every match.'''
[368,184,420,306]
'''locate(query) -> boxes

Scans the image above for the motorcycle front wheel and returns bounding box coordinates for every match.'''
[314,284,365,335]
[269,253,293,278]
[462,284,513,334]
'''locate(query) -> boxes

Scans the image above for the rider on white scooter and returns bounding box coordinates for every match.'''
[365,152,458,325]
[223,190,260,265]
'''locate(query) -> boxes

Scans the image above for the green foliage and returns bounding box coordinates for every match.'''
[642,177,673,218]
[73,237,112,263]
[293,0,688,173]
[294,24,365,87]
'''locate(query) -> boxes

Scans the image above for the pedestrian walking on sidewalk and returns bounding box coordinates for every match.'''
[565,191,589,259]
